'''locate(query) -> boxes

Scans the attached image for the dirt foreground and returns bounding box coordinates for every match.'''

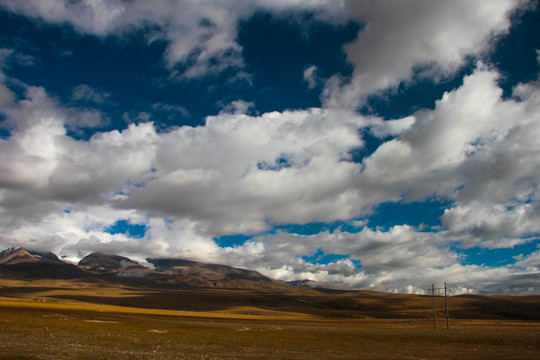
[0,298,539,360]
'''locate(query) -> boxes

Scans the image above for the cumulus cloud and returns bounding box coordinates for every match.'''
[3,85,110,134]
[0,86,157,205]
[0,0,345,79]
[0,0,528,85]
[0,84,365,255]
[324,0,523,107]
[118,107,367,235]
[1,0,525,86]
[211,226,539,294]
[360,66,540,214]
[0,0,539,294]
[1,63,540,293]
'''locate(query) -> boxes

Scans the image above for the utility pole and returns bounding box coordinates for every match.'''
[429,283,451,331]
[444,282,449,330]
[431,283,437,330]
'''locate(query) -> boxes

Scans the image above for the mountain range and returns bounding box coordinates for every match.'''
[0,247,296,291]
[2,247,540,321]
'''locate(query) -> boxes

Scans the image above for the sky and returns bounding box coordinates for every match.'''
[0,0,539,295]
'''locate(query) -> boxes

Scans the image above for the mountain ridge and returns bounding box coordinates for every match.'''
[0,247,295,292]
[146,257,274,283]
[0,248,38,265]
[0,247,85,279]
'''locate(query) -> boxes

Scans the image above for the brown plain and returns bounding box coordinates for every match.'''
[0,279,539,359]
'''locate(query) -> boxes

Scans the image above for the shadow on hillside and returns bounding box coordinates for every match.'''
[40,290,540,320]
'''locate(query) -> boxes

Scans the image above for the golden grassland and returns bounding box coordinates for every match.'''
[0,296,314,321]
[0,279,539,359]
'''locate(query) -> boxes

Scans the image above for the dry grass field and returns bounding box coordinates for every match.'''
[0,279,539,359]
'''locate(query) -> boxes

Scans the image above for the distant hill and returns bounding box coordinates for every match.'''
[0,247,64,265]
[146,257,296,291]
[287,279,320,288]
[78,252,153,277]
[0,247,38,265]
[0,247,85,279]
[147,258,274,283]
[27,249,64,263]
[0,247,295,292]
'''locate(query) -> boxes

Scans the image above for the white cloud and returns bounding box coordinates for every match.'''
[0,1,539,294]
[0,83,14,105]
[0,0,346,80]
[65,109,110,131]
[208,226,539,294]
[71,84,110,104]
[151,103,190,119]
[0,67,540,274]
[0,48,16,104]
[324,0,523,107]
[442,202,540,249]
[0,0,125,36]
[514,249,540,272]
[359,66,540,209]
[303,65,320,89]
[0,0,527,85]
[368,116,415,139]
[0,85,366,259]
[0,86,158,206]
[118,107,367,235]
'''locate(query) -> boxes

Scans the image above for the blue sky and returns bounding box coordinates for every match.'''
[0,0,539,295]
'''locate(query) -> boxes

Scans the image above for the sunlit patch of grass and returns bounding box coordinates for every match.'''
[0,297,315,321]
[213,306,315,318]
